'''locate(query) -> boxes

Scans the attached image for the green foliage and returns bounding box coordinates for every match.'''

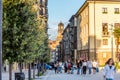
[3,0,48,64]
[113,27,120,38]
[115,62,120,70]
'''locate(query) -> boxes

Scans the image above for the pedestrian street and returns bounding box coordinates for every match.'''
[35,70,120,80]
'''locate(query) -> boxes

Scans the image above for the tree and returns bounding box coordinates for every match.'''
[113,27,120,61]
[3,0,48,80]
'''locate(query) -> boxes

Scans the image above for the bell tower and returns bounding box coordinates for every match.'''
[57,22,64,42]
[58,22,64,35]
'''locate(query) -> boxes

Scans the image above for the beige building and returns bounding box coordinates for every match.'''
[76,0,120,65]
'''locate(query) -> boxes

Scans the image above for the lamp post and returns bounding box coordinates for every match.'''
[0,0,2,79]
[109,24,114,60]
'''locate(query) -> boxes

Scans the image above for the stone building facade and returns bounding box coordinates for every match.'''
[76,0,120,65]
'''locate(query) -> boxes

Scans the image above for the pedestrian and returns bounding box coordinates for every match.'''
[58,61,62,73]
[71,62,74,74]
[54,61,57,74]
[103,58,116,80]
[92,60,97,74]
[3,64,6,72]
[82,60,87,75]
[76,60,80,74]
[67,60,71,74]
[87,59,92,74]
[96,60,99,73]
[64,61,68,73]
[79,59,83,75]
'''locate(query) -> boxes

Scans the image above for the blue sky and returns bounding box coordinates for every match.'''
[48,0,85,40]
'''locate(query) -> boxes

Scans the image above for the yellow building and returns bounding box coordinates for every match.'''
[76,0,120,65]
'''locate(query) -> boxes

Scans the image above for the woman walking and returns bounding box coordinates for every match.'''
[103,58,116,80]
[77,60,80,74]
[54,61,58,74]
[87,59,92,74]
[82,60,87,75]
[64,61,68,73]
[92,60,97,74]
[67,60,71,74]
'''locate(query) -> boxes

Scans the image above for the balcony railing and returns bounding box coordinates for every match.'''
[102,32,110,37]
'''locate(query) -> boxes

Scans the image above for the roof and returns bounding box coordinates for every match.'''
[87,0,120,1]
[75,0,120,16]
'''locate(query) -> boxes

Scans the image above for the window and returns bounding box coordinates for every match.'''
[114,8,119,14]
[103,39,108,45]
[114,23,120,28]
[102,23,109,36]
[102,23,108,32]
[102,8,107,14]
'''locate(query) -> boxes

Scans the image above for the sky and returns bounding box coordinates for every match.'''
[48,0,85,40]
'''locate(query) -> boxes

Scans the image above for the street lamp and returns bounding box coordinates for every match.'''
[0,0,2,79]
[109,24,114,60]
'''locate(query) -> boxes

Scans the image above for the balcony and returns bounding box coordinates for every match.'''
[102,32,110,37]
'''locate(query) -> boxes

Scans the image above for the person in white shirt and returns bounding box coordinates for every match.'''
[87,60,92,74]
[96,61,99,73]
[103,58,116,80]
[92,60,97,74]
[58,61,62,73]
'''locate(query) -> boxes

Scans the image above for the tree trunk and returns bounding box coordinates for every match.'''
[37,58,40,77]
[9,63,12,80]
[19,62,22,73]
[33,61,35,79]
[28,63,31,80]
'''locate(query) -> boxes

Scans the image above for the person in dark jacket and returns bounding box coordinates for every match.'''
[77,60,80,74]
[64,61,67,73]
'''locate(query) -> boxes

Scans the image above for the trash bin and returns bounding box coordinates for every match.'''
[15,73,25,80]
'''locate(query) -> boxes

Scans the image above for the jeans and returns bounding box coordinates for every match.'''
[83,66,87,74]
[57,67,62,73]
[88,67,92,74]
[106,78,113,80]
[71,67,74,74]
[77,68,80,74]
[96,68,99,72]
